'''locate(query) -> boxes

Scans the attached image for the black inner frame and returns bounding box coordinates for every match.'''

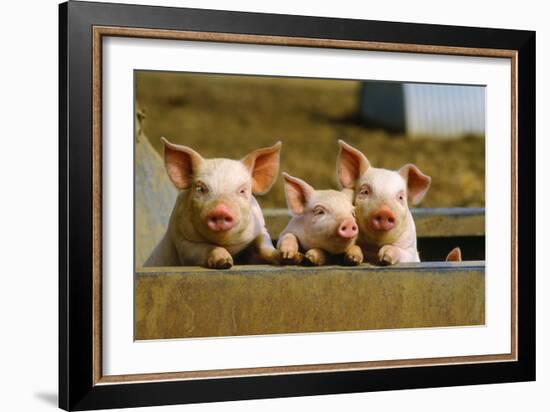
[59,1,535,410]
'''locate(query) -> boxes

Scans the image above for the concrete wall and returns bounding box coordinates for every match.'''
[135,114,177,267]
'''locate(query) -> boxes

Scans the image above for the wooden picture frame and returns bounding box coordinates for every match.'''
[59,1,535,410]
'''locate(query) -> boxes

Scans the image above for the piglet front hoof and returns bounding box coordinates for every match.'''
[278,234,303,265]
[280,244,298,261]
[305,248,327,266]
[378,245,400,265]
[260,247,284,265]
[280,249,304,265]
[343,245,363,266]
[207,247,234,269]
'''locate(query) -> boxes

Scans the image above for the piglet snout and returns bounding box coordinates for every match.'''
[206,203,235,232]
[337,218,358,239]
[370,205,396,231]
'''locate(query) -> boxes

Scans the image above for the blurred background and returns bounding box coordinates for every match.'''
[135,70,485,209]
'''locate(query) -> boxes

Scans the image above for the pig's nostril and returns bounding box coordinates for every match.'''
[388,217,395,224]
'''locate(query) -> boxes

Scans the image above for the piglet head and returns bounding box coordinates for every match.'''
[337,140,431,245]
[283,173,358,254]
[162,137,281,244]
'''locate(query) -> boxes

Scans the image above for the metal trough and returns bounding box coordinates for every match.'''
[135,261,485,340]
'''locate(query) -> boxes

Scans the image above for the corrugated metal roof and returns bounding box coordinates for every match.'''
[404,84,485,138]
[359,82,485,138]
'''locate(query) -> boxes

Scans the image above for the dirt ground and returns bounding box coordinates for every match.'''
[136,71,485,209]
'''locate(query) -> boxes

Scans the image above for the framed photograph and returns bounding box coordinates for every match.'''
[59,1,535,410]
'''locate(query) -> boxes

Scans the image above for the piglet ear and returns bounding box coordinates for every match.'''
[241,141,282,195]
[162,137,204,190]
[282,173,314,215]
[446,247,462,262]
[337,140,370,189]
[398,164,431,205]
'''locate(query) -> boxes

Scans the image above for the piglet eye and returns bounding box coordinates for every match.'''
[359,185,370,195]
[238,186,248,196]
[397,192,405,202]
[314,208,325,216]
[195,182,207,195]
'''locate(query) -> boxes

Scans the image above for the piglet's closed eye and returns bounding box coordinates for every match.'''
[398,164,431,205]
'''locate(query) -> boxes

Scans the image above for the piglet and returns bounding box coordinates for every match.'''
[277,173,363,266]
[144,138,282,269]
[337,140,431,265]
